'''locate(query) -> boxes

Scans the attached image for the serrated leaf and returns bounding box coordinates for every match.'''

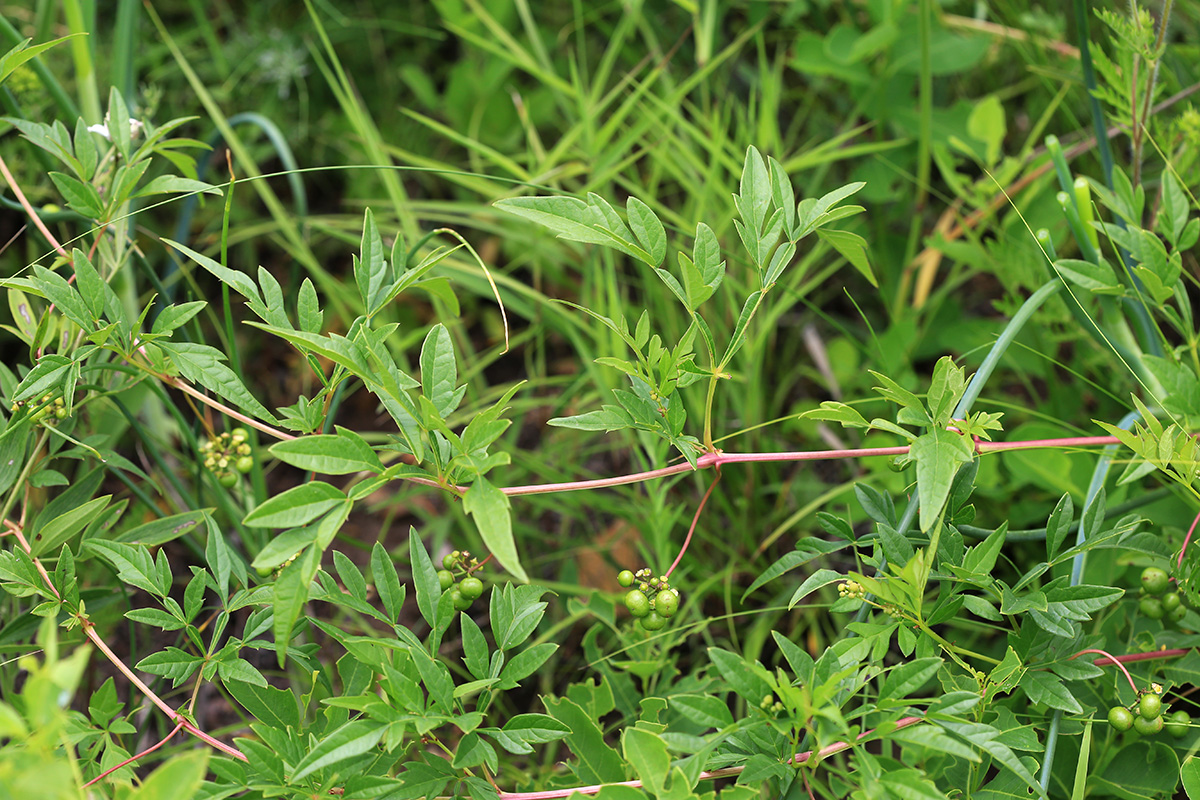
[162,342,277,423]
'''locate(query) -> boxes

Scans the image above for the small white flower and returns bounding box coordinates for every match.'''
[87,115,143,141]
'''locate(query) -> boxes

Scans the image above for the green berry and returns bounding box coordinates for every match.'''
[231,427,248,443]
[235,456,254,474]
[1170,603,1188,622]
[1139,693,1163,720]
[1164,592,1182,611]
[451,590,472,612]
[1108,706,1134,732]
[1140,597,1165,620]
[1167,710,1191,739]
[443,553,458,570]
[1142,567,1171,596]
[640,610,667,631]
[655,589,679,617]
[218,472,238,488]
[459,576,484,600]
[1134,714,1164,735]
[624,590,650,618]
[617,570,634,588]
[437,570,455,591]
[255,564,274,579]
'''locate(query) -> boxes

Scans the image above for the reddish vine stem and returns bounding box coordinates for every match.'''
[1177,510,1200,572]
[1070,648,1141,693]
[83,721,184,786]
[665,468,721,579]
[1091,648,1190,667]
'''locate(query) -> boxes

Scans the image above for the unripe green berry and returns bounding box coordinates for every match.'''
[1134,714,1164,735]
[640,610,666,631]
[655,589,679,617]
[617,570,634,588]
[1167,710,1191,739]
[218,472,238,488]
[451,590,472,612]
[1139,693,1163,720]
[437,570,455,591]
[1164,592,1182,611]
[235,456,254,474]
[625,590,650,618]
[459,576,484,600]
[1140,597,1165,620]
[1142,567,1171,596]
[443,553,458,570]
[1108,706,1134,731]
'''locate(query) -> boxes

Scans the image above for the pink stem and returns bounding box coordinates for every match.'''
[84,721,184,786]
[496,716,924,800]
[665,470,721,579]
[1178,510,1200,571]
[1070,648,1140,693]
[0,153,70,259]
[1091,648,1190,667]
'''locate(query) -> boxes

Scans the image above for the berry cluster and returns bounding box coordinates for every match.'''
[1139,566,1186,622]
[12,394,68,427]
[838,580,865,599]
[200,428,254,488]
[438,550,486,612]
[1108,686,1190,738]
[618,568,680,631]
[759,693,784,714]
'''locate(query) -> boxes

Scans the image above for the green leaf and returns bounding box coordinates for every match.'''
[543,694,625,784]
[355,208,388,314]
[787,568,844,608]
[133,175,221,198]
[127,751,207,800]
[1093,741,1179,800]
[420,323,463,418]
[1045,494,1074,559]
[498,714,571,749]
[707,647,772,706]
[31,495,110,557]
[225,679,301,730]
[626,197,666,267]
[495,194,649,263]
[150,301,206,336]
[817,228,876,286]
[292,720,385,781]
[967,94,1006,164]
[880,657,943,702]
[623,727,671,796]
[1053,258,1121,292]
[244,482,346,528]
[741,539,850,600]
[13,355,74,404]
[395,759,457,800]
[162,342,277,423]
[911,429,975,532]
[408,527,441,630]
[270,429,383,475]
[48,171,104,218]
[1182,756,1200,800]
[135,647,203,687]
[115,509,208,546]
[107,87,132,162]
[801,401,870,429]
[370,541,404,623]
[272,546,319,667]
[671,694,733,729]
[0,34,83,85]
[84,539,168,598]
[464,478,526,582]
[1019,671,1082,713]
[161,239,262,305]
[548,406,632,432]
